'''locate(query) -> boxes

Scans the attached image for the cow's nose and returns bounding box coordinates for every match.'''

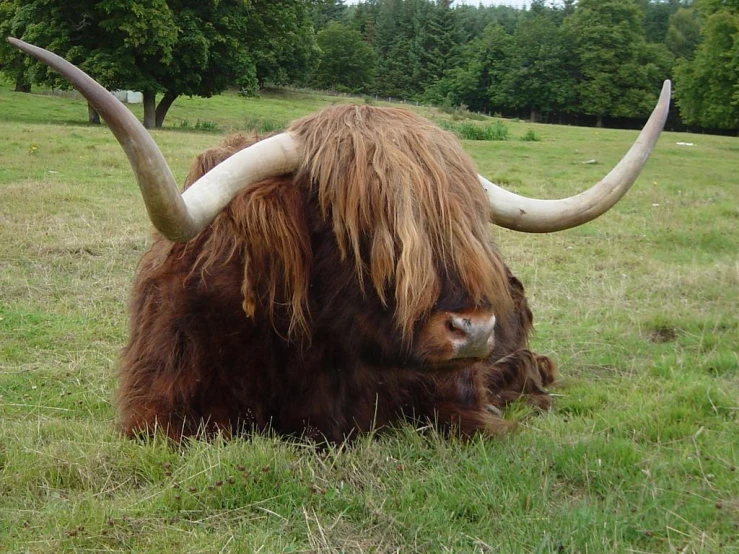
[447,313,496,359]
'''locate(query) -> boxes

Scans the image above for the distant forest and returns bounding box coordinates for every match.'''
[2,0,737,133]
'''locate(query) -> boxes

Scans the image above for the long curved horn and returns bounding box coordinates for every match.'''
[10,38,669,237]
[481,80,671,232]
[8,38,301,242]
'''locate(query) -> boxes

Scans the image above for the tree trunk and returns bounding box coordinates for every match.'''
[14,74,31,93]
[155,92,178,129]
[88,103,101,125]
[596,114,604,128]
[142,90,156,129]
[530,108,537,123]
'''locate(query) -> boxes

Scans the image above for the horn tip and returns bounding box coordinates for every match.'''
[661,80,672,99]
[7,37,30,53]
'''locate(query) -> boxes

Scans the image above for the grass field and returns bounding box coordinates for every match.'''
[0,80,737,553]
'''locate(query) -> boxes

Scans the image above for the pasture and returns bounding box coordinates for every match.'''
[0,80,737,553]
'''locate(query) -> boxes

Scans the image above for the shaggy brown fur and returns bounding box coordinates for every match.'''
[290,106,513,339]
[117,105,555,441]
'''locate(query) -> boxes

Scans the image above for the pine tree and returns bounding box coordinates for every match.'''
[416,0,461,90]
[373,0,420,98]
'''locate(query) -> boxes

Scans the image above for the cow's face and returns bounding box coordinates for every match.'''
[191,106,514,371]
[212,164,508,372]
[304,226,503,371]
[180,129,508,375]
[285,107,513,370]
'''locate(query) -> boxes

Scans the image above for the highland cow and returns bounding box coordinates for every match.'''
[9,39,671,442]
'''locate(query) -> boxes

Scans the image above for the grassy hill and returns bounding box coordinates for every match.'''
[1,80,737,553]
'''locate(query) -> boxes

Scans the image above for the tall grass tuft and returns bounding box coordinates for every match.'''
[520,129,542,142]
[440,120,510,141]
[178,119,220,132]
[242,117,286,134]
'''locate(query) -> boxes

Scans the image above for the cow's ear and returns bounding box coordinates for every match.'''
[230,178,312,339]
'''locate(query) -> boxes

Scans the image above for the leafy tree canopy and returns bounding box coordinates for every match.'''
[0,0,318,128]
[674,2,739,130]
[666,7,702,60]
[312,21,376,93]
[563,0,668,125]
[507,6,576,121]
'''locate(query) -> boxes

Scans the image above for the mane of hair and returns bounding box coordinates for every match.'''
[289,105,513,339]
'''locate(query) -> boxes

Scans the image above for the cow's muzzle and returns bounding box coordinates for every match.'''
[446,313,496,360]
[414,308,497,367]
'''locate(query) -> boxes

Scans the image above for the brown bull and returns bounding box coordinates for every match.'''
[10,39,670,442]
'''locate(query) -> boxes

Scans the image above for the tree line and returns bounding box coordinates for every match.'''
[1,0,737,133]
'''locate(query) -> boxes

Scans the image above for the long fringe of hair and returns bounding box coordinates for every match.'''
[289,105,513,339]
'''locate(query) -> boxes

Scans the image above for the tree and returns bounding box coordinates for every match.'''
[636,0,682,44]
[507,6,575,122]
[563,0,667,127]
[0,0,179,124]
[456,3,521,39]
[373,0,421,98]
[312,21,376,93]
[674,3,739,131]
[433,23,514,114]
[348,0,380,43]
[311,0,348,31]
[666,7,702,60]
[1,0,319,128]
[415,0,461,92]
[246,0,319,90]
[0,0,31,91]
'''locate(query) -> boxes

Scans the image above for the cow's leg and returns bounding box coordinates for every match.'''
[117,360,263,441]
[414,368,512,437]
[430,349,555,437]
[483,348,556,411]
[431,400,515,436]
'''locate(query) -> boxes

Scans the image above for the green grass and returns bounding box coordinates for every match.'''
[1,79,737,553]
